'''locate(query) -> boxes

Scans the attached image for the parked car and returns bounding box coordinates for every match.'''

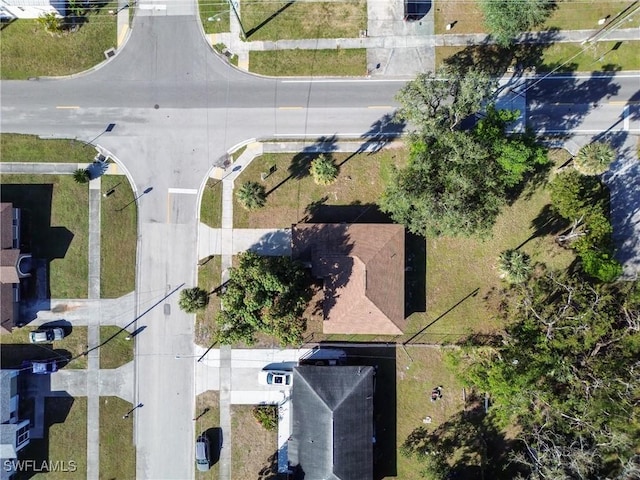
[195,435,210,472]
[29,327,65,344]
[23,360,59,375]
[258,370,292,387]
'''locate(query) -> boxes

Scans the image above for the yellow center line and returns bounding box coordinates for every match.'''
[278,106,303,110]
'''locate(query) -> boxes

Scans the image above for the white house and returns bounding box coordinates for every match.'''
[0,0,66,20]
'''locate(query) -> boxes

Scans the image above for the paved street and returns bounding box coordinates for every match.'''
[1,2,639,478]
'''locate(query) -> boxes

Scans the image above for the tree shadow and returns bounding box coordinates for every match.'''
[266,136,338,197]
[291,224,354,321]
[401,402,524,479]
[514,203,570,250]
[245,0,296,39]
[526,70,622,136]
[300,202,393,224]
[405,232,426,317]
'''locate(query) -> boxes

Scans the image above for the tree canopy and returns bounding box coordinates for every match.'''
[380,103,547,237]
[214,251,311,346]
[479,0,556,46]
[178,287,209,313]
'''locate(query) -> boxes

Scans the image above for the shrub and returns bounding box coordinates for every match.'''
[310,154,338,185]
[574,142,615,176]
[73,168,90,184]
[252,405,278,431]
[581,251,622,283]
[498,249,532,284]
[236,181,266,210]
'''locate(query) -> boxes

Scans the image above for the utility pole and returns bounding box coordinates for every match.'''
[228,0,247,40]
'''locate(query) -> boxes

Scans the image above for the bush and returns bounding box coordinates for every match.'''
[73,168,90,184]
[236,181,266,210]
[310,154,338,185]
[580,250,622,283]
[252,405,278,431]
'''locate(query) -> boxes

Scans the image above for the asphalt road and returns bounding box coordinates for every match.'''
[1,10,639,480]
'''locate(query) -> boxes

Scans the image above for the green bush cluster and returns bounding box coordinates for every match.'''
[251,405,278,431]
[549,170,621,282]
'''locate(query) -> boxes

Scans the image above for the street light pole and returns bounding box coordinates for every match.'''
[227,0,247,40]
[123,402,143,419]
[117,187,153,212]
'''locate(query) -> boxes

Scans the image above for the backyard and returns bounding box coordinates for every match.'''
[0,3,118,79]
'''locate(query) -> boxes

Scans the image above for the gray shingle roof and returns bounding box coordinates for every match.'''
[289,366,374,480]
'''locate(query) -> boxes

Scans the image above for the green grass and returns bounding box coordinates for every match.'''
[196,256,222,347]
[0,175,89,298]
[195,391,221,480]
[539,40,640,72]
[434,0,639,35]
[23,397,88,479]
[99,397,135,479]
[199,0,231,34]
[99,325,134,369]
[241,0,366,40]
[406,151,575,345]
[436,40,640,72]
[396,347,466,479]
[201,179,223,228]
[101,175,137,298]
[0,134,96,163]
[0,326,88,369]
[233,148,405,228]
[0,4,117,79]
[249,49,367,76]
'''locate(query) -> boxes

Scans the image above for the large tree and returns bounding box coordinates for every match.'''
[214,251,311,346]
[458,272,640,478]
[380,107,547,238]
[395,65,497,133]
[479,0,556,46]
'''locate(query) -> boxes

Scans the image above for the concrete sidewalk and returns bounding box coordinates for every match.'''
[198,226,291,258]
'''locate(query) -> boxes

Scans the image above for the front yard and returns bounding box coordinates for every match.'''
[0,3,118,79]
[231,405,278,478]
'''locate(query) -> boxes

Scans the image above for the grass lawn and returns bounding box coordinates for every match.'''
[406,151,575,345]
[0,134,96,163]
[99,326,135,369]
[434,0,639,35]
[0,3,117,79]
[22,397,87,479]
[249,49,367,76]
[539,40,640,72]
[231,405,278,478]
[99,397,135,479]
[0,326,88,369]
[199,0,231,34]
[241,0,366,40]
[0,175,89,298]
[234,146,406,228]
[101,175,137,298]
[196,256,222,347]
[436,40,640,72]
[396,346,466,479]
[195,391,221,480]
[201,179,223,228]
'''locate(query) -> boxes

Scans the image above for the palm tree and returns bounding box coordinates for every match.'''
[236,181,266,210]
[310,155,338,185]
[498,249,532,284]
[73,168,90,184]
[574,142,615,176]
[37,12,64,34]
[178,287,209,313]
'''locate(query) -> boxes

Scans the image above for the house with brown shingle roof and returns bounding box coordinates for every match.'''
[292,223,405,335]
[0,203,30,334]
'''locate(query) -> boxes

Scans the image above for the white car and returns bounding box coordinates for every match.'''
[258,370,292,387]
[29,327,65,344]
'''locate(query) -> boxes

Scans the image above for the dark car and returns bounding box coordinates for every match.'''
[404,0,431,21]
[23,360,59,375]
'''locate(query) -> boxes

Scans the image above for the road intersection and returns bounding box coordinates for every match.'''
[1,3,639,479]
